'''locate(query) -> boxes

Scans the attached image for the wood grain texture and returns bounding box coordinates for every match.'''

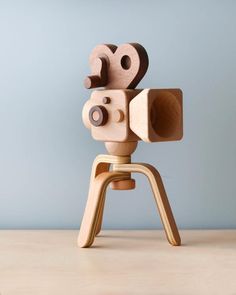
[1,230,236,295]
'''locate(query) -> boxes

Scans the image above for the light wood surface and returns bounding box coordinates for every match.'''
[0,230,236,295]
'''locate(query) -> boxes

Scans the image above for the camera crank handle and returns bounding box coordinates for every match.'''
[84,57,108,89]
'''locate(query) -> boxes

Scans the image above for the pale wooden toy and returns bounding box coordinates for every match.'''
[78,43,183,248]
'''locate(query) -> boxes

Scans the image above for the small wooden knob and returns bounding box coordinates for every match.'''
[89,105,108,127]
[113,109,124,123]
[102,97,111,104]
[84,75,102,89]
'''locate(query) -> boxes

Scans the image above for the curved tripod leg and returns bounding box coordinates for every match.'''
[78,155,109,247]
[114,163,181,246]
[88,155,131,237]
[90,157,110,237]
[78,171,129,248]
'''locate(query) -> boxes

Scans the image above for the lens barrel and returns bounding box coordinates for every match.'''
[89,105,108,127]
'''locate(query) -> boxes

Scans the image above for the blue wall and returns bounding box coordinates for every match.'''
[0,0,235,229]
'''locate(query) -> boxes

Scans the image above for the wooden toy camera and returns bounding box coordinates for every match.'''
[78,43,183,248]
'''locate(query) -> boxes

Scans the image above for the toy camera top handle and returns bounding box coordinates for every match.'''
[84,43,149,90]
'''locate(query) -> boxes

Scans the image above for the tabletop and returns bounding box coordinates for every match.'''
[0,230,236,295]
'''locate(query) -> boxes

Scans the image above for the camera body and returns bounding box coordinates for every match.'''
[83,88,183,143]
[82,89,140,142]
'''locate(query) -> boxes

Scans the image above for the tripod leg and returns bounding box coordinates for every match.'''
[78,171,129,248]
[87,156,110,237]
[85,154,131,237]
[114,163,181,246]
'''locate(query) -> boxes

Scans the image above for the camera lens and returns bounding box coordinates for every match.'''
[89,105,108,127]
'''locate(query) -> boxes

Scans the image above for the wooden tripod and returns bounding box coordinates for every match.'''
[78,154,181,248]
